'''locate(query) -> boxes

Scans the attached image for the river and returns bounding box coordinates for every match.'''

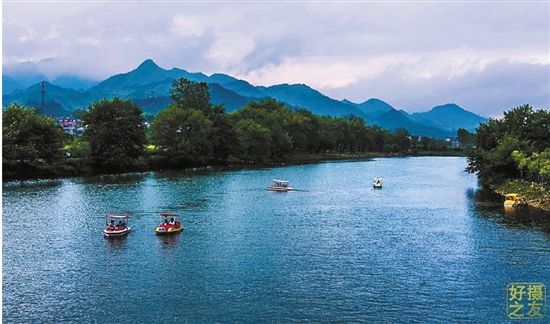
[2,157,549,323]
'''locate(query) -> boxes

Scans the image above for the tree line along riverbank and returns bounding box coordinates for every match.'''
[4,78,547,213]
[2,78,468,182]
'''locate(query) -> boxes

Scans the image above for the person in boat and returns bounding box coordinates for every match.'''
[163,218,168,225]
[169,218,175,225]
[109,220,115,230]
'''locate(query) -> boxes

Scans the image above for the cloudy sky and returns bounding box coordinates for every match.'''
[3,1,549,117]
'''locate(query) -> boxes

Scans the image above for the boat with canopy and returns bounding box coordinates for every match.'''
[155,213,184,235]
[267,179,294,191]
[373,176,383,188]
[103,214,131,237]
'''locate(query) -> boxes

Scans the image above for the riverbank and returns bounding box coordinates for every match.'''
[2,150,466,182]
[492,179,550,212]
[274,150,464,165]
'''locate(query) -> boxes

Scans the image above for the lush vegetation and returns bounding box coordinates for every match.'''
[3,103,69,179]
[466,104,550,187]
[3,78,463,181]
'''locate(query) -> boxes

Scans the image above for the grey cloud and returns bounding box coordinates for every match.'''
[324,60,549,118]
[242,38,303,72]
[3,1,548,118]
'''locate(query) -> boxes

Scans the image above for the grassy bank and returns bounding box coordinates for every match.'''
[283,152,379,164]
[492,179,550,212]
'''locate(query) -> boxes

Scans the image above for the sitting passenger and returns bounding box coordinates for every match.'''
[169,218,175,225]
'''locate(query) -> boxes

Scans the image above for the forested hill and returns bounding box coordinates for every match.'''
[2,59,487,138]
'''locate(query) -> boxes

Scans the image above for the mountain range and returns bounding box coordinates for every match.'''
[2,59,487,138]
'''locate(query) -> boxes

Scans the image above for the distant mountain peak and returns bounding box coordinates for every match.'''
[2,59,487,138]
[431,103,462,112]
[353,98,394,116]
[410,103,487,132]
[135,59,163,72]
[365,98,386,104]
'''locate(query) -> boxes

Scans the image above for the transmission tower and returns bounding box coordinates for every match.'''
[40,81,46,113]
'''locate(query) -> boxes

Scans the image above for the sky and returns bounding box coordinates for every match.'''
[2,1,549,118]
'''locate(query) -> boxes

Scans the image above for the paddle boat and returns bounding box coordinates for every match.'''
[155,213,184,235]
[373,176,383,188]
[104,214,131,237]
[267,179,294,191]
[504,193,522,208]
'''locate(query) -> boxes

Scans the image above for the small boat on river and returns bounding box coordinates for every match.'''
[504,193,522,208]
[104,214,131,237]
[267,179,294,191]
[373,176,383,188]
[155,213,184,235]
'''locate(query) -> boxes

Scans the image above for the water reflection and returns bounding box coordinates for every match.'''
[3,157,549,323]
[2,178,63,191]
[467,186,550,235]
[502,206,550,234]
[81,172,151,184]
[157,233,182,247]
[104,235,129,247]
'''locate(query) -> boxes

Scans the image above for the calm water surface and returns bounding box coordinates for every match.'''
[3,157,550,323]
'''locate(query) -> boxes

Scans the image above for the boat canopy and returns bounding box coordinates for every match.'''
[272,179,290,183]
[105,214,131,219]
[505,193,519,198]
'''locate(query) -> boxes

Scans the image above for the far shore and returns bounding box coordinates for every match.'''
[3,150,466,182]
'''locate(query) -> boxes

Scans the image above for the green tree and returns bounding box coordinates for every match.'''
[346,115,368,153]
[367,125,389,152]
[317,116,337,153]
[233,119,272,161]
[170,78,212,116]
[513,149,550,183]
[169,78,236,164]
[457,128,474,148]
[150,105,214,167]
[209,104,238,163]
[2,103,66,179]
[466,104,547,184]
[286,108,321,153]
[81,97,147,172]
[229,99,292,160]
[392,128,412,153]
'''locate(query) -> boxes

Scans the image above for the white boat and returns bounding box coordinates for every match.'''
[373,176,382,188]
[267,179,294,191]
[103,214,131,237]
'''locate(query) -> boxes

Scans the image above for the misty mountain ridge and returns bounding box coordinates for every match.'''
[2,59,487,138]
